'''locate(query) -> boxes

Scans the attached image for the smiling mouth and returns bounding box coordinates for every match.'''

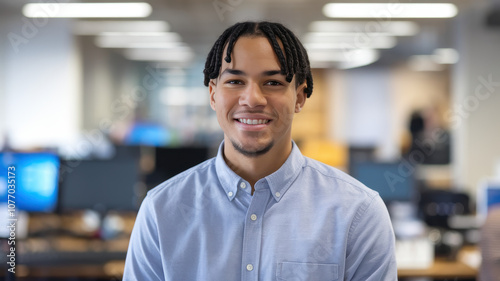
[236,119,271,125]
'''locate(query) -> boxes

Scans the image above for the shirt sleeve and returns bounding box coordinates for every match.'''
[344,195,398,281]
[123,196,164,281]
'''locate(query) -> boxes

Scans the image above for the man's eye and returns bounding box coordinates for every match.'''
[226,80,243,85]
[265,80,283,86]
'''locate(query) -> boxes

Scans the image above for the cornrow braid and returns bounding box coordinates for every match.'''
[203,21,313,98]
[259,24,288,76]
[224,22,249,63]
[276,24,314,98]
[272,25,296,81]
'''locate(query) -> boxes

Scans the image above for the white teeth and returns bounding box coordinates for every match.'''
[238,119,270,125]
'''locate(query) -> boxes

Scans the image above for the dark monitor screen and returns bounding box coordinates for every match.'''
[59,159,141,212]
[143,146,210,189]
[155,147,210,179]
[350,161,414,202]
[0,152,60,212]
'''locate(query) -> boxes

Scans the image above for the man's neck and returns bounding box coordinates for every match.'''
[223,140,292,192]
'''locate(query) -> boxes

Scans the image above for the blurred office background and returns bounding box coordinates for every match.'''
[1,0,500,280]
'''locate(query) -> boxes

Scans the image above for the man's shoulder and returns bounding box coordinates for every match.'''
[301,156,379,199]
[146,157,216,200]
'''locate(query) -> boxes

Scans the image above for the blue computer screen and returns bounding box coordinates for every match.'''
[351,162,414,202]
[125,122,170,147]
[0,152,60,212]
[487,186,500,209]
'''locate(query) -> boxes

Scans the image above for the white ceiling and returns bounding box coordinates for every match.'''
[0,0,485,66]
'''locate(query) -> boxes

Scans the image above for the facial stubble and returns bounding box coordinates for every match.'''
[230,134,274,158]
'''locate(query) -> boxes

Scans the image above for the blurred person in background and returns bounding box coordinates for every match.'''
[480,205,500,281]
[406,108,451,165]
[124,21,397,281]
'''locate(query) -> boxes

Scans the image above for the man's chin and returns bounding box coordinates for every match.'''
[231,140,274,158]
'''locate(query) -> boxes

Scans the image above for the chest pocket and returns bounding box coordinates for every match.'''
[277,262,339,281]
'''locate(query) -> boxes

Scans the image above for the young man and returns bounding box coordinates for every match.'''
[124,21,397,280]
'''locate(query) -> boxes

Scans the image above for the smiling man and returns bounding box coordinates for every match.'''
[124,21,397,281]
[208,34,308,189]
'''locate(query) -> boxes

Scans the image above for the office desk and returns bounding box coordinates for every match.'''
[13,264,119,280]
[8,245,479,280]
[398,259,477,278]
[8,259,478,280]
[398,246,479,279]
[15,258,477,280]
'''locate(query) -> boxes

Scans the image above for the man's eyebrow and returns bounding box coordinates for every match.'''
[262,70,283,76]
[220,69,284,77]
[221,68,245,76]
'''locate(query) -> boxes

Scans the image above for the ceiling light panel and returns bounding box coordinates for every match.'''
[95,32,182,48]
[23,3,152,18]
[304,33,397,49]
[123,49,194,62]
[309,21,420,36]
[74,21,169,35]
[323,3,458,18]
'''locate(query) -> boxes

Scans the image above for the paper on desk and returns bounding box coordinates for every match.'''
[396,239,434,269]
[459,249,481,269]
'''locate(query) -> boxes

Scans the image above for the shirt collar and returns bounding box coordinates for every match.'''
[215,140,305,202]
[215,141,242,201]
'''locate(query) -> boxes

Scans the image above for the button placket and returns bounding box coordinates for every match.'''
[240,185,270,281]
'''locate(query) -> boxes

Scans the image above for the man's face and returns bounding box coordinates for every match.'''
[209,36,306,157]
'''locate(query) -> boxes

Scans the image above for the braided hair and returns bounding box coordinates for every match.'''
[203,21,313,98]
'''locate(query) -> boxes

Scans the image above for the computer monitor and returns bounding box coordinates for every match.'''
[58,158,141,212]
[348,146,376,172]
[486,186,500,208]
[350,161,414,202]
[0,152,60,213]
[155,146,209,176]
[124,122,170,147]
[418,189,471,228]
[144,146,210,189]
[477,180,500,222]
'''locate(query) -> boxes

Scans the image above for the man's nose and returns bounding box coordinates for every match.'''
[239,83,267,108]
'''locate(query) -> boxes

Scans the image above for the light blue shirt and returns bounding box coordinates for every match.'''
[124,141,397,281]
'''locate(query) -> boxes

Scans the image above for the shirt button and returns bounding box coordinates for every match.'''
[228,191,233,197]
[250,214,257,221]
[240,182,246,189]
[275,192,281,197]
[246,264,253,271]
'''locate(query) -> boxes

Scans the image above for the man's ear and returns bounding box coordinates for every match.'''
[295,82,307,113]
[209,80,217,110]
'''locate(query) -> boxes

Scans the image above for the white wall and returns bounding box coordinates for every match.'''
[452,2,500,195]
[0,10,18,150]
[80,38,141,132]
[344,67,393,147]
[330,67,397,160]
[0,12,7,150]
[2,15,81,150]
